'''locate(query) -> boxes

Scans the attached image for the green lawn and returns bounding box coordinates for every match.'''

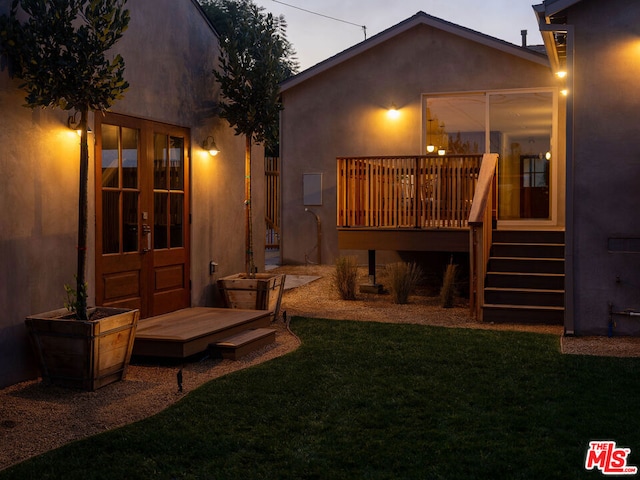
[3,318,640,479]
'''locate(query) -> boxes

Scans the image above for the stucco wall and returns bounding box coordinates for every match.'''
[0,0,264,388]
[568,0,640,335]
[280,22,557,267]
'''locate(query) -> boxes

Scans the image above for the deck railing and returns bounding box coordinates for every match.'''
[337,155,482,229]
[468,153,498,320]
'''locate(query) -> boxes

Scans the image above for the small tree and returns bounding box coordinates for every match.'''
[0,0,130,320]
[200,0,296,275]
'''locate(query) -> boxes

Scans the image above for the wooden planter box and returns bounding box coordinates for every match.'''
[217,273,286,321]
[25,307,139,391]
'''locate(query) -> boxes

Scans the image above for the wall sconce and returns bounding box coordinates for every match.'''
[556,70,567,79]
[387,103,400,120]
[67,112,92,136]
[202,136,220,156]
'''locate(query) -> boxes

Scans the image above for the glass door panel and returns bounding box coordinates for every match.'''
[489,92,552,220]
[154,134,185,250]
[100,124,140,254]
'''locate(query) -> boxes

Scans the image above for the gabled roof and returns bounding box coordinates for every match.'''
[281,11,549,92]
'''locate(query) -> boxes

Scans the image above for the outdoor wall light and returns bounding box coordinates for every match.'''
[387,103,400,120]
[202,136,220,156]
[556,70,567,79]
[67,113,92,136]
[561,88,569,96]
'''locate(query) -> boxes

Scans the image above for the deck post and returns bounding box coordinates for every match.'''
[368,249,376,284]
[360,249,383,294]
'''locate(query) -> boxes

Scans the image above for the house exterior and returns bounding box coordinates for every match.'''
[0,0,266,388]
[279,3,640,337]
[279,12,563,314]
[535,0,640,336]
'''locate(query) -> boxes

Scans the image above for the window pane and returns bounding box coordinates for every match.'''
[154,134,167,190]
[101,124,119,188]
[122,128,138,189]
[123,191,138,253]
[102,191,120,254]
[426,96,486,155]
[154,192,168,249]
[170,194,184,248]
[169,136,184,190]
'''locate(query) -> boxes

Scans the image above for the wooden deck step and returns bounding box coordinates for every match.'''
[212,328,276,360]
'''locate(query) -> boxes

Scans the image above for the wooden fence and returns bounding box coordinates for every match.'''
[265,156,280,249]
[337,155,482,229]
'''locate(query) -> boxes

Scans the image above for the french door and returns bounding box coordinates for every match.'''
[95,113,190,319]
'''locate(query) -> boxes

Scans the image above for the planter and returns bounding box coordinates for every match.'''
[217,273,286,321]
[25,307,139,391]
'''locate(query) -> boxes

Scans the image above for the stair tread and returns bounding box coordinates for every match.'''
[493,242,564,247]
[215,328,276,347]
[487,272,564,276]
[490,256,564,261]
[484,287,564,293]
[483,303,564,311]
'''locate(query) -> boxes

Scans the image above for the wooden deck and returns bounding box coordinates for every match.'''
[132,307,272,359]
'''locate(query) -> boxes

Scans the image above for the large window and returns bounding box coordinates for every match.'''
[425,90,554,220]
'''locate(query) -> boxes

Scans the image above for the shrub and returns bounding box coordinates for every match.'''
[440,263,458,308]
[333,256,359,300]
[385,262,423,304]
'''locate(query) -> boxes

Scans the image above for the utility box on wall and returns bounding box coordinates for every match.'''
[303,173,323,206]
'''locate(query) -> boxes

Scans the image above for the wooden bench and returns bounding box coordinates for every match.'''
[212,328,276,360]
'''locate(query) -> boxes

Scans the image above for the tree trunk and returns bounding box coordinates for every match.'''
[245,134,255,276]
[76,108,89,320]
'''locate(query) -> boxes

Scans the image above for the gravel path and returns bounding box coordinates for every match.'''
[1,264,638,470]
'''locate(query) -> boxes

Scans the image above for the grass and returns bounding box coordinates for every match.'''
[3,318,640,479]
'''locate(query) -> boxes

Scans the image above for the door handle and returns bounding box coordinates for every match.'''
[142,224,151,253]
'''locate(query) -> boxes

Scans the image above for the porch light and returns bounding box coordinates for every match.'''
[561,89,569,96]
[387,104,400,120]
[545,151,551,160]
[67,113,92,136]
[556,70,567,79]
[438,147,446,156]
[202,136,220,156]
[427,144,436,153]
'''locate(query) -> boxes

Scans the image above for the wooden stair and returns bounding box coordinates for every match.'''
[212,328,277,360]
[483,230,565,325]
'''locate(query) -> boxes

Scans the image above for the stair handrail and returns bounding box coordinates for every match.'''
[468,153,498,321]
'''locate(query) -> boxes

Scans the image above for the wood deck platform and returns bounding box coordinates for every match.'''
[132,307,272,359]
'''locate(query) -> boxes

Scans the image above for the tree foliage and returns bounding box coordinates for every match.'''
[200,0,297,149]
[199,0,297,273]
[0,0,129,112]
[0,0,130,320]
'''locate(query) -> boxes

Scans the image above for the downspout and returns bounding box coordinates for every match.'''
[537,10,575,335]
[305,208,322,265]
